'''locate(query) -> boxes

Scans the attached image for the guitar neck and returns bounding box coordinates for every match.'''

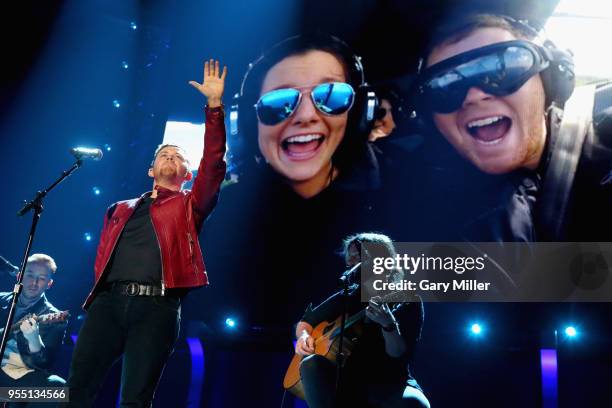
[328,289,412,339]
[8,312,67,333]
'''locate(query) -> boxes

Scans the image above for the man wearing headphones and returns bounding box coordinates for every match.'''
[415,13,612,241]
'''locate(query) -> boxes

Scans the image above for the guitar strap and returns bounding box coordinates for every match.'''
[537,85,596,240]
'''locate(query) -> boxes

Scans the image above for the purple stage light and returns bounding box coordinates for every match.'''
[540,349,558,408]
[186,337,205,408]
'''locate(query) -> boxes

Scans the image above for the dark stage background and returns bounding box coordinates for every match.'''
[1,0,611,407]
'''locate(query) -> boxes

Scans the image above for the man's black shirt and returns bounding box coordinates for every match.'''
[105,197,162,285]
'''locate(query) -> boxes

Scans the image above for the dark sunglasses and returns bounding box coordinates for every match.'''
[417,40,552,114]
[254,82,355,126]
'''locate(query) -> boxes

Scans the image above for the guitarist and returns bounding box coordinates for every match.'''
[0,253,68,397]
[293,233,430,408]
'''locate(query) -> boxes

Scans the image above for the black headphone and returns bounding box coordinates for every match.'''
[413,14,575,113]
[504,16,575,107]
[228,33,378,169]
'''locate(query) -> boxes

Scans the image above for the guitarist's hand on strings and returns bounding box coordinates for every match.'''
[295,322,315,356]
[365,296,396,329]
[19,315,44,353]
[367,297,407,357]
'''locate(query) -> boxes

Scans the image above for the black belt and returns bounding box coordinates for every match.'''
[106,282,163,297]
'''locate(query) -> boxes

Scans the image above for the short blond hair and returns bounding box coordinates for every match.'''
[27,253,57,274]
[150,144,190,167]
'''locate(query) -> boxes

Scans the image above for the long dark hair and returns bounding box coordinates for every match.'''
[342,232,403,282]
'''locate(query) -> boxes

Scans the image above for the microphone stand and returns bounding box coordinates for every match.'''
[335,263,360,406]
[0,159,83,360]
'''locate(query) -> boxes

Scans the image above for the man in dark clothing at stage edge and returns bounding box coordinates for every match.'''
[0,253,68,408]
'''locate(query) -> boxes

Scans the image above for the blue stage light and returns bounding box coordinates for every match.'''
[130,22,137,30]
[84,232,92,242]
[112,100,121,108]
[564,326,577,338]
[121,61,129,69]
[92,187,101,196]
[470,323,483,335]
[229,110,238,135]
[225,317,236,328]
[103,144,111,152]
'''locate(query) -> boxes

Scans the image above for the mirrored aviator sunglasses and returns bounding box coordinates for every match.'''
[418,40,550,114]
[255,82,355,126]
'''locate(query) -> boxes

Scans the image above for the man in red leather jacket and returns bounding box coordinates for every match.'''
[67,59,227,407]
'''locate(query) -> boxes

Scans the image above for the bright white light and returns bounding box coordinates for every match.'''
[564,326,577,337]
[229,110,238,135]
[225,318,236,328]
[470,323,482,335]
[162,121,206,171]
[546,1,612,80]
[554,0,612,18]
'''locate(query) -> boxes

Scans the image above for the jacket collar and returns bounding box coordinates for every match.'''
[16,293,50,314]
[145,185,181,201]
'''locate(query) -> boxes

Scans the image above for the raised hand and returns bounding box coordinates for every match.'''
[189,59,227,108]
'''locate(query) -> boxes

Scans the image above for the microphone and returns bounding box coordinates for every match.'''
[70,147,103,161]
[0,256,18,276]
[339,262,362,285]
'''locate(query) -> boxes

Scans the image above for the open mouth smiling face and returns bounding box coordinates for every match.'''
[257,50,349,185]
[428,28,547,174]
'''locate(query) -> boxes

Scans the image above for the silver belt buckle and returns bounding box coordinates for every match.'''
[126,282,140,296]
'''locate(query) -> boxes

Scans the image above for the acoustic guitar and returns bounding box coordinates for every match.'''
[283,291,412,399]
[1,310,70,335]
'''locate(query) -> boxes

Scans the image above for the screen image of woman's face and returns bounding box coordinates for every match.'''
[257,50,350,194]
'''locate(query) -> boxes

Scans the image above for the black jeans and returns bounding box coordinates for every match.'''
[299,354,430,408]
[66,291,180,407]
[0,368,65,408]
